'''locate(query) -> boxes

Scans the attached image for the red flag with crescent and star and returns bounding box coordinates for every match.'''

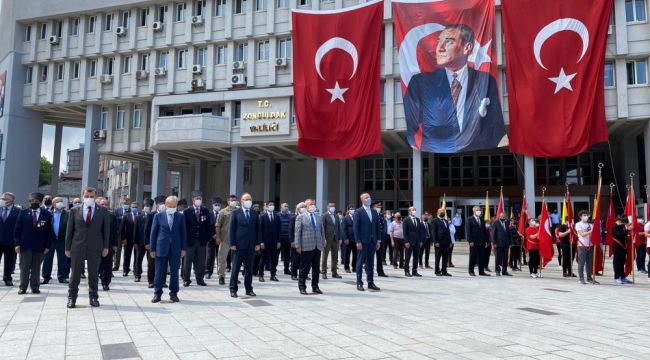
[502,0,612,157]
[538,200,555,268]
[292,0,383,159]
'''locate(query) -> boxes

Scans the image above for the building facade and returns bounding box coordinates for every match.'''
[0,0,649,217]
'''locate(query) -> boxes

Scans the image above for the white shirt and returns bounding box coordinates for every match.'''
[449,223,456,244]
[575,221,592,247]
[362,205,372,221]
[445,64,469,131]
[82,204,95,221]
[645,222,650,248]
[452,215,462,227]
[167,213,174,229]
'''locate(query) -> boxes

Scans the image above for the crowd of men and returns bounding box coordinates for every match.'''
[0,189,649,308]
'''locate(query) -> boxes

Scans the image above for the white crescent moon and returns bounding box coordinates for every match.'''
[533,18,589,70]
[398,23,445,86]
[314,37,358,81]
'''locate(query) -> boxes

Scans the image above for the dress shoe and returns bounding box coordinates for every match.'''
[197,281,207,286]
[4,281,13,286]
[496,272,501,277]
[206,274,212,279]
[306,276,311,280]
[183,281,190,287]
[32,289,41,294]
[270,276,279,282]
[111,267,119,271]
[284,270,291,275]
[332,274,342,279]
[230,291,238,298]
[148,283,154,288]
[378,274,388,277]
[448,263,455,268]
[58,279,69,284]
[102,284,110,291]
[299,289,308,295]
[40,278,50,285]
[393,265,398,269]
[219,277,225,285]
[312,287,323,294]
[356,284,365,291]
[89,298,100,307]
[80,273,86,279]
[322,273,328,279]
[291,276,298,281]
[425,265,432,269]
[227,267,231,272]
[237,280,241,284]
[469,272,476,276]
[404,272,412,277]
[503,272,512,276]
[258,277,265,282]
[479,273,491,276]
[368,284,381,291]
[134,277,141,282]
[18,289,26,295]
[151,295,161,303]
[442,273,452,277]
[345,269,352,273]
[123,272,129,277]
[436,272,442,276]
[170,295,180,303]
[245,291,256,297]
[484,268,492,272]
[412,272,422,277]
[67,299,76,308]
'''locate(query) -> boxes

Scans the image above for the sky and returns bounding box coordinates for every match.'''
[40,125,85,173]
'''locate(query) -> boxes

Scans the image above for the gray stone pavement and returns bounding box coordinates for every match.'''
[1,250,649,360]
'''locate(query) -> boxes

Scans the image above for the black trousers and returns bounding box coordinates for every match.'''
[259,244,279,277]
[147,249,155,284]
[375,245,385,275]
[528,249,540,274]
[134,244,146,278]
[279,237,291,273]
[344,241,357,271]
[291,247,301,277]
[385,234,394,265]
[434,243,450,274]
[468,243,484,273]
[298,249,320,290]
[122,242,135,273]
[420,240,431,266]
[509,246,521,269]
[404,243,420,273]
[205,241,218,276]
[230,249,254,293]
[636,245,646,271]
[393,238,404,268]
[482,244,491,269]
[69,250,102,300]
[0,244,16,282]
[448,243,454,265]
[19,250,44,292]
[613,243,626,280]
[99,248,114,286]
[253,252,261,276]
[556,243,562,265]
[561,244,575,275]
[494,246,508,274]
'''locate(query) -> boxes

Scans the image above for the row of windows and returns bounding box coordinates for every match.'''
[99,104,144,130]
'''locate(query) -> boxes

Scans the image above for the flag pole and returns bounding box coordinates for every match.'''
[540,186,546,278]
[567,182,573,278]
[592,163,603,285]
[630,173,636,284]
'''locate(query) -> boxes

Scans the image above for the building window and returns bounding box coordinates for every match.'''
[159,51,168,68]
[196,47,207,66]
[40,66,48,82]
[234,0,246,14]
[362,158,395,192]
[140,54,149,71]
[215,0,226,16]
[26,66,33,84]
[626,59,647,85]
[235,43,247,62]
[276,0,289,8]
[233,101,241,126]
[40,23,47,39]
[105,13,113,31]
[100,107,108,130]
[256,0,266,11]
[25,25,32,41]
[195,1,206,16]
[89,59,97,77]
[116,106,126,129]
[105,58,114,75]
[216,45,226,64]
[120,10,130,28]
[298,0,310,6]
[87,16,96,33]
[176,3,187,22]
[277,38,292,58]
[71,18,80,35]
[257,40,269,61]
[55,63,64,81]
[139,8,149,26]
[604,62,615,87]
[380,80,386,103]
[625,0,647,23]
[157,6,167,23]
[133,104,143,128]
[53,21,63,37]
[72,62,80,79]
[394,81,403,102]
[177,49,187,69]
[123,56,131,74]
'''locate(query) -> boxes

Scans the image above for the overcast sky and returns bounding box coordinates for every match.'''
[40,125,85,173]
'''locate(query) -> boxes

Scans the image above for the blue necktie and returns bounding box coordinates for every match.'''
[310,214,316,230]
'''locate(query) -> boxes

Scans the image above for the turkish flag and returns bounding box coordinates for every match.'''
[538,200,554,268]
[605,190,616,257]
[624,186,637,276]
[502,0,612,157]
[292,1,383,159]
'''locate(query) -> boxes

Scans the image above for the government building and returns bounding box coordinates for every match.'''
[0,0,648,218]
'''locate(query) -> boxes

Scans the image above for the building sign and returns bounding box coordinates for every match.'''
[240,98,291,136]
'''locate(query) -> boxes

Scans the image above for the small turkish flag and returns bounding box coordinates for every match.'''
[538,200,555,268]
[292,1,383,159]
[502,0,612,157]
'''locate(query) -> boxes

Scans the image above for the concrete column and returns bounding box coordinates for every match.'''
[128,163,137,201]
[645,120,650,199]
[135,162,145,202]
[427,153,435,187]
[263,159,276,202]
[413,149,423,217]
[316,158,329,211]
[181,167,193,201]
[339,160,348,210]
[524,155,536,219]
[82,105,101,189]
[194,160,208,195]
[151,150,168,197]
[50,124,63,195]
[230,146,245,196]
[623,133,640,196]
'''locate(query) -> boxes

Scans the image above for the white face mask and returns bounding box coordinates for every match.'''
[84,197,95,207]
[375,208,381,214]
[158,204,166,212]
[55,202,65,210]
[299,208,307,214]
[243,200,252,209]
[213,205,221,212]
[410,211,416,216]
[0,200,5,207]
[267,205,275,212]
[329,207,335,213]
[166,208,176,215]
[308,205,316,213]
[143,206,151,213]
[229,200,237,208]
[349,210,355,216]
[475,211,482,217]
[194,199,202,207]
[581,216,589,222]
[386,214,391,219]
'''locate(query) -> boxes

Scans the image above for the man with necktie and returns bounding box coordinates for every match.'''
[373,202,388,277]
[119,201,140,277]
[215,195,238,285]
[14,192,52,294]
[229,193,261,298]
[98,198,120,291]
[294,198,326,295]
[342,206,357,273]
[353,193,381,291]
[112,197,130,272]
[432,208,452,276]
[289,202,306,280]
[491,211,512,276]
[133,198,152,283]
[321,202,341,279]
[205,197,222,279]
[419,214,433,269]
[0,192,20,286]
[145,195,167,288]
[42,197,70,284]
[278,203,292,275]
[182,191,212,287]
[259,200,280,282]
[466,205,489,276]
[403,206,423,277]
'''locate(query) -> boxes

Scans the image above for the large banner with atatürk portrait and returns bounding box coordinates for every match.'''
[393,0,507,153]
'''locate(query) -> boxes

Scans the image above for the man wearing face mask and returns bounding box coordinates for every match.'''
[133,198,153,283]
[373,202,388,277]
[42,195,53,212]
[526,218,541,278]
[14,192,53,295]
[145,195,168,288]
[290,202,306,280]
[215,195,238,285]
[491,211,512,277]
[182,191,212,287]
[259,200,280,282]
[205,197,222,279]
[294,198,326,295]
[41,197,70,284]
[353,193,381,291]
[432,208,452,276]
[466,205,489,276]
[98,198,120,291]
[65,187,111,308]
[278,203,292,275]
[71,198,82,209]
[403,206,423,277]
[342,206,357,273]
[384,210,393,266]
[575,210,598,284]
[0,192,20,286]
[112,198,130,272]
[419,213,433,269]
[120,202,140,277]
[229,193,261,297]
[320,202,341,279]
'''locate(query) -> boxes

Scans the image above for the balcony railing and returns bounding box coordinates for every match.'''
[152,114,231,149]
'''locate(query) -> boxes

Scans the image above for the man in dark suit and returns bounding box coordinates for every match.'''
[466,205,489,276]
[65,187,111,308]
[133,198,152,283]
[321,202,341,279]
[432,208,452,276]
[419,214,433,269]
[98,198,119,291]
[404,24,506,153]
[259,200,280,282]
[0,192,20,286]
[289,202,305,280]
[353,193,381,291]
[342,206,357,273]
[112,197,130,271]
[205,197,222,279]
[403,206,423,277]
[150,196,187,303]
[373,202,388,277]
[229,193,261,298]
[294,198,326,295]
[145,196,167,288]
[182,191,212,287]
[491,211,512,276]
[120,201,140,277]
[42,197,70,284]
[14,192,53,294]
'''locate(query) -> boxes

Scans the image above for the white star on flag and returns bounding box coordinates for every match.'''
[326,81,349,103]
[468,40,492,70]
[548,68,577,94]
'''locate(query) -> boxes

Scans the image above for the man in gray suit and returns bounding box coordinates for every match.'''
[320,202,341,279]
[294,198,326,295]
[65,187,111,308]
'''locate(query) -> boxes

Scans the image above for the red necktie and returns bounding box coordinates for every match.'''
[86,206,92,224]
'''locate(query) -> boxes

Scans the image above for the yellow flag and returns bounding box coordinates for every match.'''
[484,191,490,221]
[561,196,568,225]
[442,194,448,220]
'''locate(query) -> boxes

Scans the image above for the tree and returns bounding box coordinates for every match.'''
[39,156,52,187]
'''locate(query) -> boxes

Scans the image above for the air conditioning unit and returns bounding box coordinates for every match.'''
[191,64,203,74]
[115,26,128,36]
[136,70,149,80]
[93,129,107,141]
[230,74,246,87]
[275,58,288,67]
[608,25,613,35]
[191,78,205,88]
[191,15,204,25]
[152,21,164,32]
[232,61,246,70]
[100,74,113,84]
[49,36,60,45]
[154,67,167,77]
